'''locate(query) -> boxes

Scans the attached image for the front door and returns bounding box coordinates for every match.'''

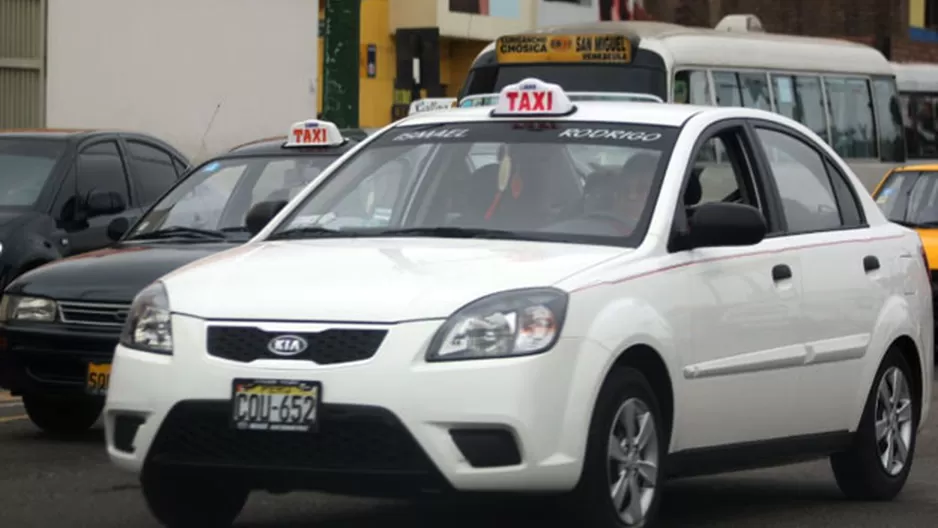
[676,123,806,450]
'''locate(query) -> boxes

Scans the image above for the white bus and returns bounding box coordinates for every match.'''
[892,61,938,161]
[459,15,905,188]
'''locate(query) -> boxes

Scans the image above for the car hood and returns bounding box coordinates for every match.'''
[163,238,627,321]
[9,241,241,303]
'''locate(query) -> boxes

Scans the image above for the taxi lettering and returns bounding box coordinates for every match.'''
[506,91,554,112]
[292,127,327,144]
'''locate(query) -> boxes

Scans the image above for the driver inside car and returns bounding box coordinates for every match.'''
[578,152,659,235]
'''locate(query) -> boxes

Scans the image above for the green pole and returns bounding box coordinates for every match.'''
[321,0,361,128]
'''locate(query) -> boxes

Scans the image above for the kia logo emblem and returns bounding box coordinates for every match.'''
[267,335,308,357]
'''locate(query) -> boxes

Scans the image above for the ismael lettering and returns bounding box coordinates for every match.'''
[393,129,469,141]
[558,128,661,141]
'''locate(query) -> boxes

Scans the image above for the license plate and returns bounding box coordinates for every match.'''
[86,363,111,396]
[230,379,320,432]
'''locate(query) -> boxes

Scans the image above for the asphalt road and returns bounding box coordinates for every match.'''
[2,384,938,528]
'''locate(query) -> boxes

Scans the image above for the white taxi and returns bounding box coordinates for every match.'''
[105,78,933,528]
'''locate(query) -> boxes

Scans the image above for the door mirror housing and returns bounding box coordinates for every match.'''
[685,202,766,249]
[245,200,288,236]
[85,190,126,218]
[106,217,131,241]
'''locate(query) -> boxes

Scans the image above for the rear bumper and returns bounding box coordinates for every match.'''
[0,324,119,396]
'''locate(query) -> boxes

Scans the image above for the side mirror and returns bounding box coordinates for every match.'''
[85,190,126,218]
[106,217,130,241]
[686,202,766,249]
[245,200,288,236]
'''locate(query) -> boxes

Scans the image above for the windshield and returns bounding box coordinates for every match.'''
[465,64,668,101]
[875,171,938,226]
[0,138,66,207]
[127,154,340,241]
[270,121,677,246]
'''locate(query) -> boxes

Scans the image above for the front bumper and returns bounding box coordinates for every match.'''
[0,323,119,396]
[105,314,612,495]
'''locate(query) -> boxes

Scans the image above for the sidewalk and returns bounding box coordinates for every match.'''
[0,391,20,402]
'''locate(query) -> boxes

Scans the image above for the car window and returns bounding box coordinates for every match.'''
[273,121,679,246]
[904,173,938,226]
[76,141,131,205]
[127,155,343,239]
[755,128,842,233]
[689,130,761,213]
[0,138,66,207]
[874,171,915,221]
[173,157,188,176]
[126,140,179,204]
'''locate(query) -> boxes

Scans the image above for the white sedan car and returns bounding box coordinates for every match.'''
[105,79,933,528]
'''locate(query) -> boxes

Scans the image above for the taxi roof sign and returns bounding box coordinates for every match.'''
[284,119,345,148]
[492,78,575,117]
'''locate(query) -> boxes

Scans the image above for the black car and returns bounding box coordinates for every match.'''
[0,122,361,435]
[0,128,188,289]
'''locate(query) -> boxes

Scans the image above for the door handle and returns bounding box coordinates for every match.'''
[772,264,792,282]
[863,255,880,272]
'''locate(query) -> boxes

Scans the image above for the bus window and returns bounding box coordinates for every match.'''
[771,74,830,142]
[738,72,772,111]
[673,70,710,104]
[872,77,907,162]
[713,71,742,107]
[825,77,877,159]
[904,95,938,159]
[476,64,667,99]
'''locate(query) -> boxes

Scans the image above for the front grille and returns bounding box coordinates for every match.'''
[206,326,386,364]
[58,301,130,328]
[148,401,437,476]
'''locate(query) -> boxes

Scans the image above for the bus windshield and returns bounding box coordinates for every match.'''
[463,64,667,101]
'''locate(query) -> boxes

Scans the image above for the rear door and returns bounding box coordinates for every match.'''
[748,120,887,435]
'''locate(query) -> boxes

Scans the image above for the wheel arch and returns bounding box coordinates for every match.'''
[607,344,675,446]
[891,335,924,425]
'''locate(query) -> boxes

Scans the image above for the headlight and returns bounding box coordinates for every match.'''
[0,295,57,322]
[119,282,173,354]
[426,288,568,362]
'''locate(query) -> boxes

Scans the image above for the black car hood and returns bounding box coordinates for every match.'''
[8,241,241,303]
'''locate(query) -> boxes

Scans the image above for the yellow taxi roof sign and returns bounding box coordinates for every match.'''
[492,78,575,116]
[284,119,344,148]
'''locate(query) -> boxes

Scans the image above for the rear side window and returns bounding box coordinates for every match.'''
[126,141,180,204]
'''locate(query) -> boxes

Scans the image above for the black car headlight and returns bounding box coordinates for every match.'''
[119,282,173,354]
[426,288,568,362]
[0,295,57,323]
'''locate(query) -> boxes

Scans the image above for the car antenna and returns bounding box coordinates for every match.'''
[194,102,223,163]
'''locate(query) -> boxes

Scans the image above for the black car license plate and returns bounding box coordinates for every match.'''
[230,379,320,432]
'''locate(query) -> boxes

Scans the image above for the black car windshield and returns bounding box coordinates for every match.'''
[0,138,66,207]
[126,154,340,241]
[269,121,677,246]
[875,170,938,226]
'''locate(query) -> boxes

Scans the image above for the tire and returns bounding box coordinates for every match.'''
[569,366,667,528]
[22,394,102,436]
[830,346,919,501]
[142,468,248,527]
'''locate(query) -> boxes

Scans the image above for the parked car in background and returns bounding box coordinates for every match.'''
[0,119,359,436]
[0,128,188,289]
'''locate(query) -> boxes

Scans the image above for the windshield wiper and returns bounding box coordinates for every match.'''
[267,226,354,240]
[220,226,251,233]
[372,226,530,240]
[128,226,227,241]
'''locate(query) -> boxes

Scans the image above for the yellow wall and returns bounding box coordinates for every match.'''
[910,0,925,28]
[318,0,489,127]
